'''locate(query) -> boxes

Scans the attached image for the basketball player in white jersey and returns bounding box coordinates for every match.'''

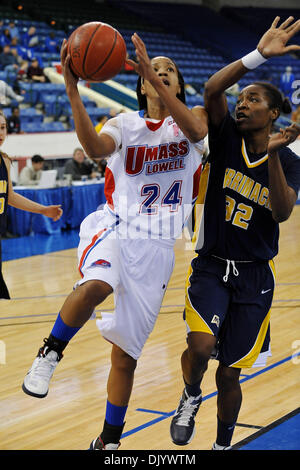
[22,33,208,449]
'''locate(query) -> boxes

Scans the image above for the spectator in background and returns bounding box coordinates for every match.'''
[97,158,107,178]
[0,79,24,106]
[19,154,45,186]
[280,66,295,103]
[7,106,21,134]
[94,114,108,133]
[27,58,47,83]
[0,45,19,73]
[8,21,20,41]
[10,36,34,63]
[21,26,39,49]
[45,32,59,54]
[0,28,12,48]
[63,147,98,181]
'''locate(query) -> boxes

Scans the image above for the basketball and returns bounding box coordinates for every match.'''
[67,22,127,82]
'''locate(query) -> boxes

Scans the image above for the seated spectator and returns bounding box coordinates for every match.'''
[95,114,108,133]
[97,158,107,178]
[0,45,19,73]
[21,26,39,49]
[45,32,60,53]
[27,58,47,83]
[10,36,34,63]
[63,148,98,181]
[19,155,45,186]
[0,80,24,106]
[8,21,20,41]
[7,106,21,134]
[0,28,12,48]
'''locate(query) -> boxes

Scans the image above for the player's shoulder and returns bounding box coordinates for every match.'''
[278,145,300,164]
[208,111,239,145]
[0,151,11,168]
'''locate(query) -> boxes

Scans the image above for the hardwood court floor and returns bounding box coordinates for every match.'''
[0,206,299,450]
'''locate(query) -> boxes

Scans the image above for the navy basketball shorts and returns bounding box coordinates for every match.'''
[184,254,276,368]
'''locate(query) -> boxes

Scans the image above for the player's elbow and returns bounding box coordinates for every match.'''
[204,80,219,100]
[272,209,292,223]
[188,125,208,144]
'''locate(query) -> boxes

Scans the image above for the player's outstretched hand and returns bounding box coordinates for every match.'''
[127,33,157,82]
[268,123,300,155]
[42,205,63,222]
[257,16,300,59]
[60,38,79,90]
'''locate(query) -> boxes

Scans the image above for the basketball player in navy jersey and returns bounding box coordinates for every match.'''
[170,16,300,450]
[0,110,62,298]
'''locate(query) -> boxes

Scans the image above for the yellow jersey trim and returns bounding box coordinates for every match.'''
[241,139,269,168]
[184,261,214,336]
[229,309,271,369]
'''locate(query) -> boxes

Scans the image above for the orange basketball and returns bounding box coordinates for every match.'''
[67,22,127,82]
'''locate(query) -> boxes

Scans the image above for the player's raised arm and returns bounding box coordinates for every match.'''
[204,16,300,127]
[60,39,116,159]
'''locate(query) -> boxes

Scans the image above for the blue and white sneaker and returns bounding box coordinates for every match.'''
[170,389,202,445]
[212,442,232,450]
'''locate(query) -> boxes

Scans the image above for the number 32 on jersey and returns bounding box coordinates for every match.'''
[225,195,253,230]
[140,181,183,214]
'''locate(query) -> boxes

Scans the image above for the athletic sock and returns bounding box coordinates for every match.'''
[184,378,202,398]
[216,415,236,447]
[100,419,125,445]
[47,313,81,352]
[99,401,127,445]
[105,400,128,426]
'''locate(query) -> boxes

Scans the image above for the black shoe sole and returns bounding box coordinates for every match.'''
[22,382,48,398]
[170,423,196,446]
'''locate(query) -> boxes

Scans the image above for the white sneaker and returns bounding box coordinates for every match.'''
[212,442,232,450]
[22,341,62,398]
[89,437,120,450]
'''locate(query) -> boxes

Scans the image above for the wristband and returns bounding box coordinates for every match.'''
[241,49,268,70]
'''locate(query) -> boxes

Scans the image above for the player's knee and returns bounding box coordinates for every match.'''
[111,345,137,373]
[187,332,216,369]
[78,280,113,307]
[216,364,241,391]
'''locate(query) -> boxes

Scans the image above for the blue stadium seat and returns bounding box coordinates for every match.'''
[41,121,66,132]
[22,122,44,133]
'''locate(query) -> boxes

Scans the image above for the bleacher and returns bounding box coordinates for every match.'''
[0,0,299,134]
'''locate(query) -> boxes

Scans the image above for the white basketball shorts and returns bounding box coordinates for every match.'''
[77,207,175,360]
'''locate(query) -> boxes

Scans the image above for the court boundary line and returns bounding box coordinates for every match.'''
[231,408,300,449]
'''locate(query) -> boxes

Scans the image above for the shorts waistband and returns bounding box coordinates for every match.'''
[211,255,268,264]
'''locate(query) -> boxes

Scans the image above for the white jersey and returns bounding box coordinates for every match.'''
[101,110,203,246]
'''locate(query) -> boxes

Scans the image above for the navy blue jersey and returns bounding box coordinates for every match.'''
[0,152,9,235]
[196,113,300,261]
